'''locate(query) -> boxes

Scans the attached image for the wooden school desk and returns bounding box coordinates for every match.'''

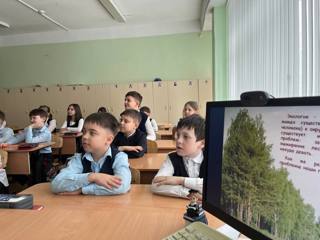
[0,183,225,240]
[4,142,54,175]
[129,153,167,184]
[60,132,82,155]
[157,123,173,130]
[155,139,176,153]
[156,130,173,140]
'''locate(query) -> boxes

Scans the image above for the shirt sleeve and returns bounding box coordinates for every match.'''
[51,154,90,193]
[67,118,84,132]
[151,119,158,132]
[48,119,57,132]
[6,131,26,144]
[145,117,156,140]
[81,152,131,195]
[151,155,190,198]
[25,127,51,144]
[61,120,67,129]
[0,128,14,143]
[184,178,203,194]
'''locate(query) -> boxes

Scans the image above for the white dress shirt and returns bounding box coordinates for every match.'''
[46,119,57,133]
[145,117,156,140]
[61,118,84,132]
[151,151,203,198]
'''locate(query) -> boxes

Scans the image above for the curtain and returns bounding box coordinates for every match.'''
[227,0,320,99]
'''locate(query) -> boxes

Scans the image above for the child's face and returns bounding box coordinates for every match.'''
[82,122,114,154]
[124,96,139,110]
[176,127,204,158]
[183,104,197,118]
[30,115,46,128]
[119,115,138,135]
[67,105,75,116]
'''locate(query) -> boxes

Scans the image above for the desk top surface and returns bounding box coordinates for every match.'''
[0,183,224,240]
[3,142,54,153]
[129,153,167,171]
[155,139,176,149]
[156,130,173,136]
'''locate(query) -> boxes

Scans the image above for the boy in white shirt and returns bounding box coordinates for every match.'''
[151,115,205,199]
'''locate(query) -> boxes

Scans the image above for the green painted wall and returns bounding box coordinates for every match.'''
[213,6,228,100]
[0,32,212,88]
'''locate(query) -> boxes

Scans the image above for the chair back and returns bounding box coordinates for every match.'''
[130,167,141,184]
[147,140,158,153]
[0,149,8,168]
[51,133,63,155]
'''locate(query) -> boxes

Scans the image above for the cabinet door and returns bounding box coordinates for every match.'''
[109,83,132,119]
[168,80,198,124]
[48,86,68,127]
[89,84,110,115]
[152,81,169,124]
[137,82,154,111]
[198,80,213,117]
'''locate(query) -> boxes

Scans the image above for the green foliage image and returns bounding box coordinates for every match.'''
[221,109,320,240]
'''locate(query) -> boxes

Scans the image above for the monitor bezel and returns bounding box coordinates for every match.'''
[203,96,320,240]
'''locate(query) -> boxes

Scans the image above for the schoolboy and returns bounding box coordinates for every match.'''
[0,110,14,144]
[140,106,158,132]
[151,115,205,199]
[113,109,147,158]
[6,108,52,183]
[124,91,156,140]
[51,112,131,195]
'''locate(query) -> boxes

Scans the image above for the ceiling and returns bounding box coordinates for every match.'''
[0,0,226,46]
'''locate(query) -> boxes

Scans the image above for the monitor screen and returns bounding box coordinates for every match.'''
[203,97,320,240]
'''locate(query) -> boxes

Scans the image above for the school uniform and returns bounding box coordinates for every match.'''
[150,118,158,132]
[7,125,52,183]
[151,151,204,198]
[51,146,131,195]
[61,118,84,132]
[139,111,156,141]
[46,118,57,132]
[113,129,147,158]
[0,127,14,143]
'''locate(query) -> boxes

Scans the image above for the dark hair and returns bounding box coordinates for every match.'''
[84,112,120,136]
[0,110,5,121]
[125,91,143,105]
[120,109,142,124]
[39,105,53,122]
[177,115,205,141]
[67,103,83,124]
[140,106,151,114]
[29,108,48,119]
[184,101,199,111]
[97,107,107,113]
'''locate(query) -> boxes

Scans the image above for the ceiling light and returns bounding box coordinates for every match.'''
[99,0,126,23]
[16,0,69,31]
[0,21,10,28]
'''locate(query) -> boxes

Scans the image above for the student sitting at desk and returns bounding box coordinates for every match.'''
[151,115,205,199]
[39,105,56,133]
[140,106,158,132]
[51,112,131,195]
[60,103,84,133]
[0,110,14,144]
[6,108,52,183]
[124,91,156,141]
[113,109,147,158]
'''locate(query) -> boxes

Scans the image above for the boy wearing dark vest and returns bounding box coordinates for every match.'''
[124,91,156,140]
[51,112,131,195]
[151,115,205,199]
[113,109,147,158]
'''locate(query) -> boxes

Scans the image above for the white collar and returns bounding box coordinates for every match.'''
[183,151,203,164]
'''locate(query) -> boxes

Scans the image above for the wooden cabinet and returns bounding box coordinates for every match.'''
[0,80,212,128]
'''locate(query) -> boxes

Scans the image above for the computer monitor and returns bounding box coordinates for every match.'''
[203,96,320,240]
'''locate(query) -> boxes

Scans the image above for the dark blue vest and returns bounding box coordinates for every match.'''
[138,111,148,133]
[168,152,205,178]
[81,146,119,175]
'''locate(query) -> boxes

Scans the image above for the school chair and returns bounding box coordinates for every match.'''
[51,133,63,163]
[0,149,8,168]
[130,167,140,184]
[147,140,158,153]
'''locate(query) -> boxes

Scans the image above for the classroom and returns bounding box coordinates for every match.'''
[0,1,319,239]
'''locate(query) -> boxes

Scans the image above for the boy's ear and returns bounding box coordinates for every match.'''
[105,134,114,145]
[199,139,205,149]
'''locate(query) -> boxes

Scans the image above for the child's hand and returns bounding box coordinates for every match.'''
[58,189,82,195]
[88,173,122,189]
[153,176,185,186]
[119,146,143,152]
[130,146,143,152]
[187,191,202,201]
[60,128,68,133]
[0,143,8,148]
